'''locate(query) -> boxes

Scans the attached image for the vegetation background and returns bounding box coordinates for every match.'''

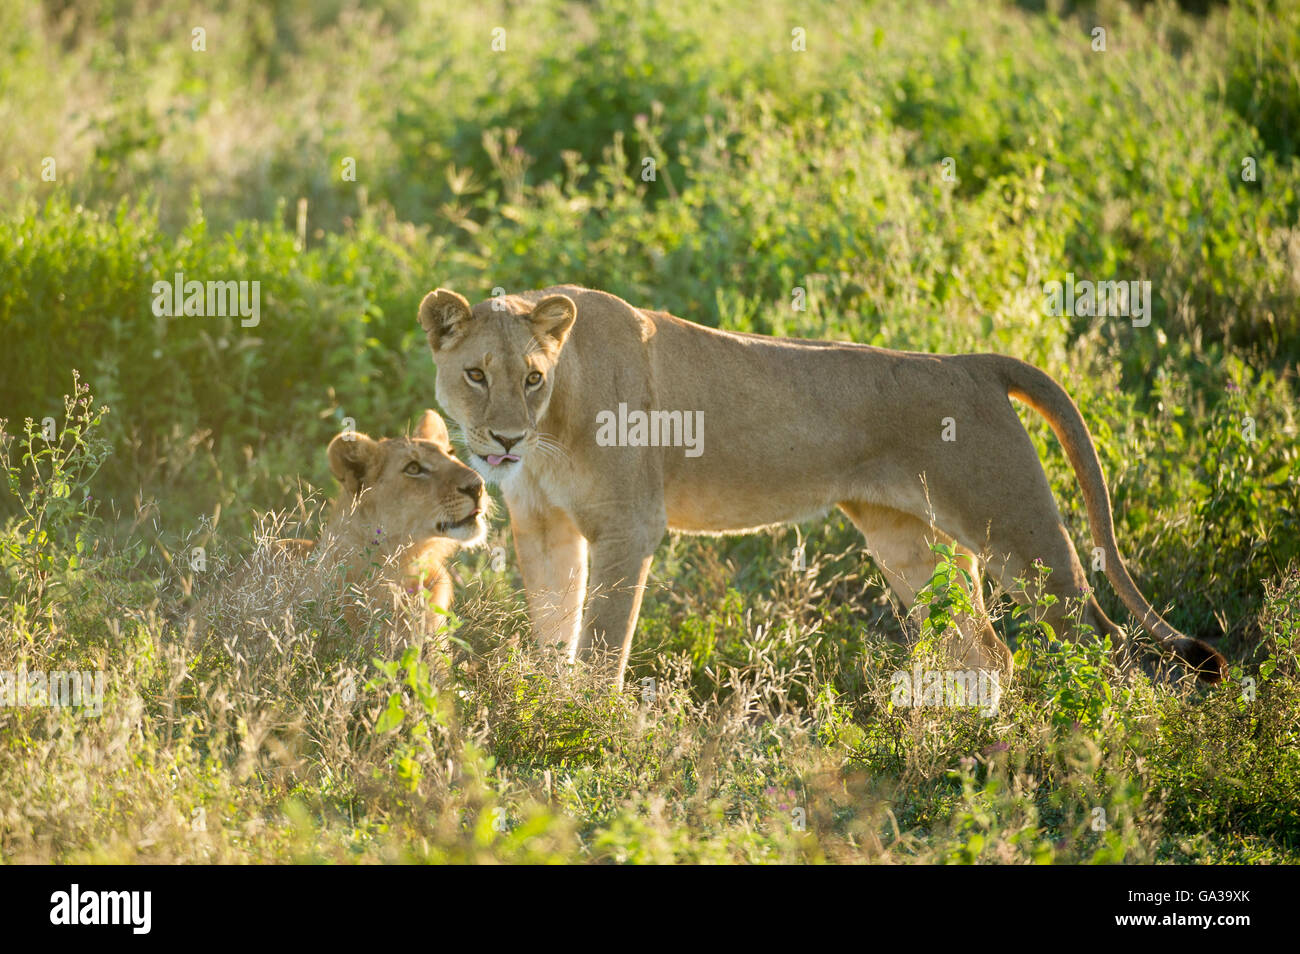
[1,0,1297,862]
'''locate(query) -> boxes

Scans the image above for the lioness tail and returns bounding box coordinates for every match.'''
[993,355,1226,683]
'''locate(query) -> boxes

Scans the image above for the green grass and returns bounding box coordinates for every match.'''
[1,0,1298,863]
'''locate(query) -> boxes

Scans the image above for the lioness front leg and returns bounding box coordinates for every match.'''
[574,519,663,690]
[509,501,588,661]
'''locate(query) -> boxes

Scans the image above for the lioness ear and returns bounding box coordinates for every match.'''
[328,432,379,497]
[529,294,576,350]
[414,408,450,445]
[418,288,473,352]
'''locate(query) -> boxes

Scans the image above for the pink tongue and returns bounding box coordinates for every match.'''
[485,454,519,466]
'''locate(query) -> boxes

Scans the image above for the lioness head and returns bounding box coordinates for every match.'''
[326,408,488,548]
[418,287,576,481]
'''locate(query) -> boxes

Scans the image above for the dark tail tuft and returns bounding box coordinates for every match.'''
[1180,638,1228,684]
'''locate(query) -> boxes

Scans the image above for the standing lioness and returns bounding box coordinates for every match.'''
[418,285,1226,689]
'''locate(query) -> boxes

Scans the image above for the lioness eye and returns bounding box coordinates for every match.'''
[465,368,486,384]
[403,461,423,475]
[526,370,542,387]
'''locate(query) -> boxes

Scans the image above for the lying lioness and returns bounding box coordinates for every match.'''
[417,285,1226,688]
[290,409,488,635]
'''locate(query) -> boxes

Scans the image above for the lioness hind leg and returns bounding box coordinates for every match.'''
[923,401,1130,660]
[975,498,1124,647]
[839,502,1013,678]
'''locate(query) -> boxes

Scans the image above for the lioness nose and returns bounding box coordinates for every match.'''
[460,478,484,502]
[491,431,523,452]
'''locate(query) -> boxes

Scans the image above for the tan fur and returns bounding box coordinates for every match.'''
[288,409,488,637]
[418,285,1226,688]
